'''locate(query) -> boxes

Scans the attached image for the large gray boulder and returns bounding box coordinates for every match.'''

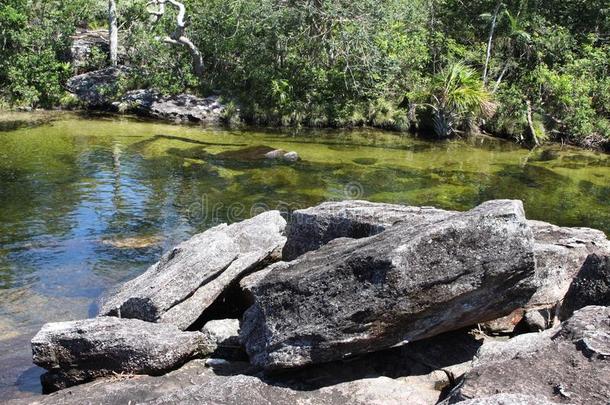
[70,29,110,73]
[31,317,205,393]
[100,211,286,330]
[281,200,610,333]
[282,200,454,260]
[560,254,610,319]
[66,67,129,107]
[117,89,226,124]
[241,200,537,369]
[447,306,610,404]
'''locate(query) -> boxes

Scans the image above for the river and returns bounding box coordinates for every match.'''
[0,111,608,399]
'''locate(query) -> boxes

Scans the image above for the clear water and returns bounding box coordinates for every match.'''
[0,112,609,399]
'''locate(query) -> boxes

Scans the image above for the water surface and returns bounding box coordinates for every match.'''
[0,112,609,399]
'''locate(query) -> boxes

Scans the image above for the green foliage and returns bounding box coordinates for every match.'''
[0,0,608,147]
[412,62,494,138]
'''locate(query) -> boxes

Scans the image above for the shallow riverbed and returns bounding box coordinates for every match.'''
[0,112,609,399]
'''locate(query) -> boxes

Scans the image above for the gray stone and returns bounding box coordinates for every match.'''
[70,29,110,73]
[100,211,286,329]
[282,200,454,260]
[283,151,300,162]
[241,200,537,370]
[31,317,205,393]
[455,394,559,405]
[560,254,610,320]
[527,221,610,309]
[66,67,129,107]
[18,328,483,405]
[7,360,436,405]
[117,89,226,124]
[281,200,610,333]
[447,306,610,404]
[522,309,549,332]
[200,319,245,360]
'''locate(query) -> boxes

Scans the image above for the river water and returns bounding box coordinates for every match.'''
[0,112,608,399]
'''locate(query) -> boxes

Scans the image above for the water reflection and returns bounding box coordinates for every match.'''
[0,112,608,399]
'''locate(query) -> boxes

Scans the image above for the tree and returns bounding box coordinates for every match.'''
[147,0,204,78]
[426,62,495,138]
[109,0,118,66]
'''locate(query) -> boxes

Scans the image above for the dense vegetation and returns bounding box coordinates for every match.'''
[1,0,608,148]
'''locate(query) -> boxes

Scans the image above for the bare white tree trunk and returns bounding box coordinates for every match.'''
[483,1,502,86]
[109,0,118,66]
[148,0,204,78]
[526,100,540,147]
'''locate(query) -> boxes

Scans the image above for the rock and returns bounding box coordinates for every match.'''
[241,200,537,370]
[100,211,286,329]
[7,360,435,405]
[527,221,609,310]
[70,29,110,73]
[31,317,205,392]
[66,67,129,107]
[446,306,610,404]
[264,149,287,159]
[18,328,483,405]
[522,309,549,332]
[560,254,610,319]
[281,200,610,332]
[263,149,300,162]
[454,394,558,405]
[282,200,454,261]
[117,89,226,124]
[283,151,300,162]
[200,319,245,360]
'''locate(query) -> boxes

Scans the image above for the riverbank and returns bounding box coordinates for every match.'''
[2,107,608,154]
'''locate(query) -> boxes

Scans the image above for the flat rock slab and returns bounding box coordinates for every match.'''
[241,200,537,369]
[31,317,205,392]
[18,328,483,405]
[100,211,286,329]
[447,306,610,404]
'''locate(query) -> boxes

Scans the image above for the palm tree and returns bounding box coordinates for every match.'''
[428,63,495,138]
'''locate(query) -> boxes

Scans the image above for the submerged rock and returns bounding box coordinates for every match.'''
[100,211,286,329]
[560,254,610,319]
[31,317,205,392]
[446,306,610,404]
[241,200,537,369]
[117,89,226,124]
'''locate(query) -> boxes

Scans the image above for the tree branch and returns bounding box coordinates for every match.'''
[147,0,204,78]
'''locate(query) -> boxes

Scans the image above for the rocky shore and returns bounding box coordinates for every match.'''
[17,200,610,404]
